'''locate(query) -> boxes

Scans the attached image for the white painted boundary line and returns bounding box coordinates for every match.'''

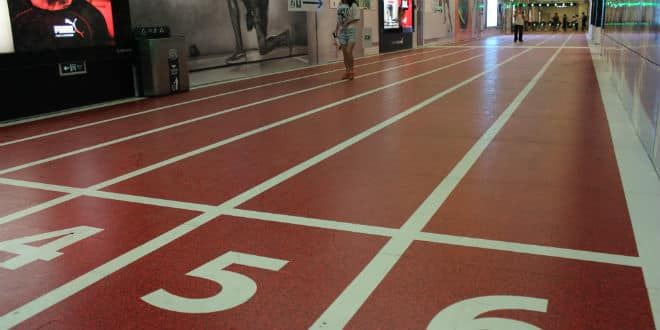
[0,177,215,213]
[0,49,489,226]
[428,45,588,49]
[591,44,660,327]
[0,38,551,329]
[0,47,445,130]
[0,48,448,147]
[0,97,144,128]
[229,209,641,267]
[0,48,476,175]
[0,176,640,268]
[188,47,443,91]
[309,34,573,329]
[187,39,478,91]
[416,232,640,267]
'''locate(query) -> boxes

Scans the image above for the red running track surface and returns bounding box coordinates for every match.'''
[0,33,655,329]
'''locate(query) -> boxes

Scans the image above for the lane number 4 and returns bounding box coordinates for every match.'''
[0,226,103,270]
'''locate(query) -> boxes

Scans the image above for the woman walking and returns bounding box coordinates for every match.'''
[335,0,360,80]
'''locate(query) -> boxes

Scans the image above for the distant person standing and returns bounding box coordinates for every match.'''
[571,14,578,31]
[552,12,560,32]
[335,0,360,80]
[581,12,588,31]
[562,13,567,31]
[513,7,524,43]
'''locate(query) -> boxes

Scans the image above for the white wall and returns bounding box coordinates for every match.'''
[422,0,454,42]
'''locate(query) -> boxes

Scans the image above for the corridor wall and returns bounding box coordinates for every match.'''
[601,0,660,174]
[421,0,456,43]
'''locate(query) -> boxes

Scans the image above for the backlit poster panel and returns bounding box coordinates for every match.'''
[6,0,116,52]
[383,0,413,31]
[0,0,14,53]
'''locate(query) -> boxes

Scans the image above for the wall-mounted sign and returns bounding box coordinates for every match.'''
[330,0,370,10]
[289,0,324,11]
[58,60,87,77]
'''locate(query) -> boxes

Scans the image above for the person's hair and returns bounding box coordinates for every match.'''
[342,0,358,6]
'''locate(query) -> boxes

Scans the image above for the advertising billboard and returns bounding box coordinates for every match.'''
[383,0,414,32]
[5,0,116,53]
[1,0,15,53]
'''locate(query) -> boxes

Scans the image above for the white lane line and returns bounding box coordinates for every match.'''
[229,209,641,268]
[591,44,660,327]
[428,45,587,49]
[188,47,443,91]
[0,48,475,175]
[0,48,442,130]
[0,177,213,213]
[0,177,75,194]
[0,49,488,227]
[0,175,643,268]
[310,34,573,329]
[0,48,448,147]
[416,232,640,267]
[0,42,544,329]
[226,209,399,238]
[0,97,144,128]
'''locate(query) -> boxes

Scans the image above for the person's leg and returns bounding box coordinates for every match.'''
[514,25,519,42]
[250,0,290,56]
[341,46,351,79]
[513,25,517,42]
[519,24,523,42]
[345,42,356,79]
[227,0,245,61]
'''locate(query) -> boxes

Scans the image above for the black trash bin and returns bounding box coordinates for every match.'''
[133,27,189,97]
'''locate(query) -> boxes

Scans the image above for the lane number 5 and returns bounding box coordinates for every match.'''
[141,251,288,314]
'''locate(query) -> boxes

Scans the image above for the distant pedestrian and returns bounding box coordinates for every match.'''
[562,13,567,31]
[552,13,560,32]
[335,0,360,80]
[582,12,588,31]
[513,7,524,42]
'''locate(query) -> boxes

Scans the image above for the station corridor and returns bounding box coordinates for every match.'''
[0,33,659,329]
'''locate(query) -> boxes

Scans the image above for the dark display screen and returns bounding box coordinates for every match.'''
[3,0,116,53]
[383,0,414,32]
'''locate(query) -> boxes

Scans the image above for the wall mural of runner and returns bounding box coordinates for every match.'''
[129,0,308,70]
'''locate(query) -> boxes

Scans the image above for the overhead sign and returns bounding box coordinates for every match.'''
[288,0,324,11]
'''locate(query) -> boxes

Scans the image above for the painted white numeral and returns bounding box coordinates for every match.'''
[428,295,549,330]
[141,251,288,314]
[0,226,103,270]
